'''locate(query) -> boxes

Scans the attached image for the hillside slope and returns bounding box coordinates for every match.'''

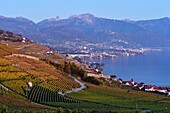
[1,30,170,113]
[0,30,84,111]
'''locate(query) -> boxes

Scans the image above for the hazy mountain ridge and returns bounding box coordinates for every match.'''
[1,14,170,47]
[136,17,170,40]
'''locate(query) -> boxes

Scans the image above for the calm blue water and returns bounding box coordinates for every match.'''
[86,50,170,86]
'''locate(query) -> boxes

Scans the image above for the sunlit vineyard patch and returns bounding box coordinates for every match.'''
[40,78,81,92]
[1,55,80,95]
[0,65,22,72]
[0,58,12,66]
[0,72,28,81]
[0,49,11,57]
[0,44,23,54]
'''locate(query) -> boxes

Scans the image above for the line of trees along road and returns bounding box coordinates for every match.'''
[42,59,101,85]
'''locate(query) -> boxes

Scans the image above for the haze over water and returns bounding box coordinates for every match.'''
[88,49,170,86]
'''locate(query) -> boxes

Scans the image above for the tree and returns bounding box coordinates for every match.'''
[79,69,86,79]
[84,76,101,85]
[60,62,65,71]
[64,63,71,74]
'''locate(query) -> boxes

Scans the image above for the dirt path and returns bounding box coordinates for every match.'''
[9,54,39,60]
[0,83,11,91]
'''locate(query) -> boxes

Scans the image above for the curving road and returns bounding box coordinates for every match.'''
[59,75,87,95]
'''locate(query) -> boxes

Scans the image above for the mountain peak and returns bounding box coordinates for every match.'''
[162,17,170,20]
[15,16,34,23]
[48,16,60,21]
[123,19,135,23]
[0,15,6,19]
[69,13,95,24]
[55,16,60,21]
[69,13,94,18]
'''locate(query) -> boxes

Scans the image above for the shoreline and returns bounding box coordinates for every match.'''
[86,71,170,96]
[81,50,170,86]
[76,50,170,96]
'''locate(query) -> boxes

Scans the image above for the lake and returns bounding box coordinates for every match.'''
[86,49,170,86]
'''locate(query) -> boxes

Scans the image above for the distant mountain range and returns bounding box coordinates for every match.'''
[1,13,170,47]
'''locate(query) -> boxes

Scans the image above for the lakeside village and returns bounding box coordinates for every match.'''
[64,50,170,97]
[44,40,169,96]
[81,61,170,97]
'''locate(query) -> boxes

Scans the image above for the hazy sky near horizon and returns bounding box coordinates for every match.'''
[0,0,170,22]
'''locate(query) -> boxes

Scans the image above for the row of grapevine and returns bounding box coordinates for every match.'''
[0,58,11,66]
[7,56,81,92]
[28,86,81,103]
[0,49,11,57]
[0,72,28,81]
[0,44,22,54]
[0,65,22,72]
[44,78,80,92]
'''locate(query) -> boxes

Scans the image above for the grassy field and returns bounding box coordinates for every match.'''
[67,82,170,112]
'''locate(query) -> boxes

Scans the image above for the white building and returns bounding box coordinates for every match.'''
[28,82,33,88]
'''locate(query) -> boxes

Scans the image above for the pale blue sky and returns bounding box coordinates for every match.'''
[0,0,170,22]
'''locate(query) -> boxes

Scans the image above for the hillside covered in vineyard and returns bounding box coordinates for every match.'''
[1,30,170,113]
[0,29,85,111]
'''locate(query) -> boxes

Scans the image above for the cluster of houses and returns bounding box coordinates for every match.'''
[111,77,170,96]
[87,73,170,96]
[81,61,104,74]
[45,50,54,55]
[84,61,170,97]
[79,60,170,97]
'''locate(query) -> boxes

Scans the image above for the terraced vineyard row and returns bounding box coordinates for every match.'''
[0,65,23,72]
[0,58,39,95]
[41,78,81,92]
[0,59,29,82]
[0,72,29,81]
[0,44,23,54]
[0,44,82,99]
[6,56,81,92]
[28,86,81,103]
[0,48,11,57]
[0,58,12,66]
